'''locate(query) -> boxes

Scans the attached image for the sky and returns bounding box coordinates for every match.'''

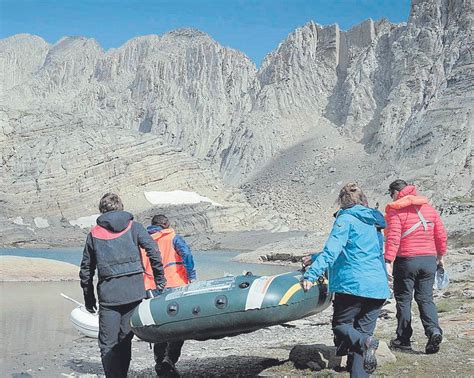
[0,0,411,65]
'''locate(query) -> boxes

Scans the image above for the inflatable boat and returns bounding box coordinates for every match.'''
[70,306,99,338]
[131,270,330,343]
[61,293,99,338]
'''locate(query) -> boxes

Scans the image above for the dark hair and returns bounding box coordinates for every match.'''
[337,182,368,208]
[99,193,124,213]
[151,214,169,227]
[389,179,408,195]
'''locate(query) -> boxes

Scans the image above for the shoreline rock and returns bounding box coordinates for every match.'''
[0,256,79,282]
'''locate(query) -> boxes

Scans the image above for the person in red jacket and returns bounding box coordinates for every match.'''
[384,180,447,354]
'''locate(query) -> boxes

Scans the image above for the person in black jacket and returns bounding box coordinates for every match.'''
[80,193,166,378]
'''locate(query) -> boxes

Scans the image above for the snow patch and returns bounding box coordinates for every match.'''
[144,190,223,207]
[69,214,100,228]
[34,217,49,228]
[13,216,25,225]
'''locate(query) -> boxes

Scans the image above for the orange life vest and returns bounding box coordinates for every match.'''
[141,228,189,289]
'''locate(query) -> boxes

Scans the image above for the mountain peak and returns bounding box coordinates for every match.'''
[0,33,49,50]
[166,28,211,39]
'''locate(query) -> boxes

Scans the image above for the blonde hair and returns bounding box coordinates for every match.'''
[337,182,368,209]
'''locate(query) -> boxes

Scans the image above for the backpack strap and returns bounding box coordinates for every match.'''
[401,206,434,239]
[415,206,429,231]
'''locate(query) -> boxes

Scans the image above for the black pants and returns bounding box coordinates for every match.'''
[98,301,141,378]
[332,293,385,378]
[393,255,441,341]
[154,341,184,367]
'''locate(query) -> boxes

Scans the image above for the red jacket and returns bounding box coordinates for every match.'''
[384,185,447,262]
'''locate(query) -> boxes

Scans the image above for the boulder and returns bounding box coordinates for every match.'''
[376,341,397,366]
[289,344,343,371]
[288,341,396,372]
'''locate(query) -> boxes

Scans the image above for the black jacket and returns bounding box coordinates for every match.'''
[80,211,166,306]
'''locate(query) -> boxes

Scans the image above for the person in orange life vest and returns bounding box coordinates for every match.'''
[384,180,447,354]
[140,214,196,377]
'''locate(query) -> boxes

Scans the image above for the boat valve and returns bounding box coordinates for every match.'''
[167,303,179,316]
[239,282,250,289]
[215,295,228,309]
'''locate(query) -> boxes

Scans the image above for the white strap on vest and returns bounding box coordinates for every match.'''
[401,206,434,239]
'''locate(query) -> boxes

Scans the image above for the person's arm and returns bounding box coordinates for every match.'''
[433,208,447,266]
[384,209,401,263]
[373,209,387,229]
[135,223,166,289]
[303,216,350,284]
[174,235,196,281]
[79,234,97,313]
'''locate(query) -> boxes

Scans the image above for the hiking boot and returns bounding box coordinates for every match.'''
[390,338,412,351]
[158,357,180,377]
[425,331,443,354]
[155,363,163,376]
[363,336,379,374]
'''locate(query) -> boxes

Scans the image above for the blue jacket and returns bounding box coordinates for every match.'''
[304,205,390,300]
[373,209,386,252]
[147,225,196,280]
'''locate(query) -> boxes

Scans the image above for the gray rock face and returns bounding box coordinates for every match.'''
[0,0,472,241]
[0,34,49,96]
[2,30,257,172]
[0,107,280,245]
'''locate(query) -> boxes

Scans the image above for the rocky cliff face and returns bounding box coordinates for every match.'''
[331,0,473,196]
[0,106,281,246]
[1,0,472,242]
[3,29,257,170]
[245,0,472,194]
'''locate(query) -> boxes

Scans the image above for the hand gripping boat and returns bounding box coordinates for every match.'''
[131,271,331,342]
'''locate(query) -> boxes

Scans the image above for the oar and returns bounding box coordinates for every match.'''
[60,292,84,308]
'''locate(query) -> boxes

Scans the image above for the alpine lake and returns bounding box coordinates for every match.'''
[0,248,293,374]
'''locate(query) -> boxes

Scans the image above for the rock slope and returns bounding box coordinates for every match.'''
[0,0,472,241]
[0,107,279,246]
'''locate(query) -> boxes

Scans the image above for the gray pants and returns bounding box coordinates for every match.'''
[98,301,141,378]
[153,341,184,367]
[393,255,441,341]
[332,293,385,378]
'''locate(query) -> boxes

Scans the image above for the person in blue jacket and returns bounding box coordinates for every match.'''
[302,183,390,377]
[146,215,196,283]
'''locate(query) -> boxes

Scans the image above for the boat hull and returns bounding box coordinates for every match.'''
[70,306,99,338]
[131,271,331,342]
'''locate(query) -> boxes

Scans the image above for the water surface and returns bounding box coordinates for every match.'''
[0,248,292,370]
[0,248,290,278]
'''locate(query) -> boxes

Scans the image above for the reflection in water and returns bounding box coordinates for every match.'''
[0,250,292,366]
